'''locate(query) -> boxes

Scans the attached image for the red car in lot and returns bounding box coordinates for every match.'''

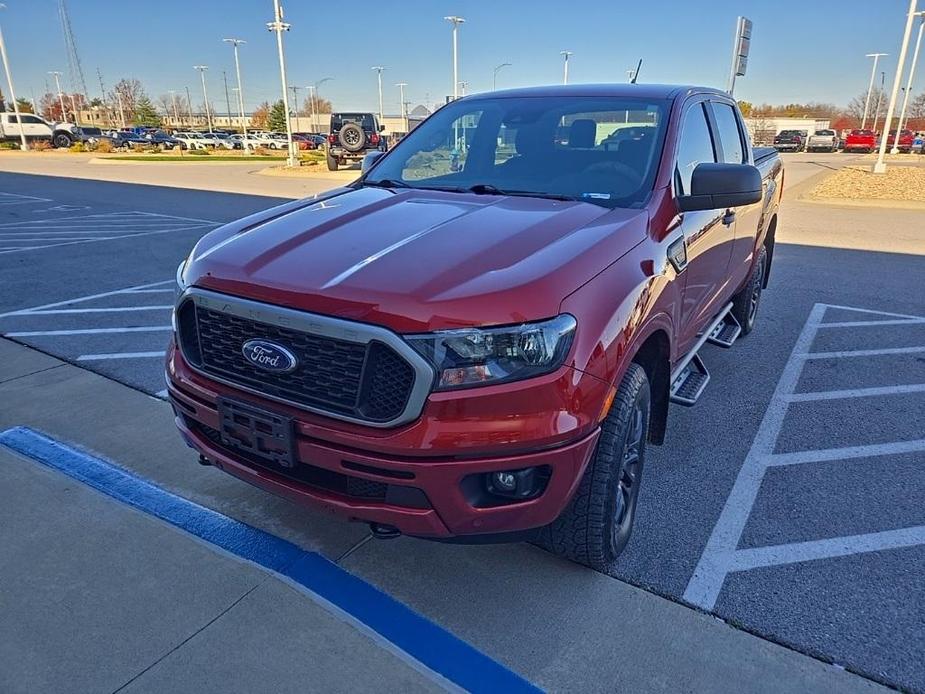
[887,129,914,153]
[168,84,783,570]
[844,128,877,153]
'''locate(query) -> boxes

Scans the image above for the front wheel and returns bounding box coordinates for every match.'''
[534,363,650,572]
[53,132,73,148]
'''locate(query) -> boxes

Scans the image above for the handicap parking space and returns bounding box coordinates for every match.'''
[673,303,925,691]
[0,280,175,396]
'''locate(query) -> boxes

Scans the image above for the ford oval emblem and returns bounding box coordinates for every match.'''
[241,339,298,373]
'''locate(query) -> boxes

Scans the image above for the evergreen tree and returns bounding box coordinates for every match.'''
[268,100,287,132]
[134,96,161,127]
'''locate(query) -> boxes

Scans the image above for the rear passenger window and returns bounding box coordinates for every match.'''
[675,104,716,195]
[712,103,746,164]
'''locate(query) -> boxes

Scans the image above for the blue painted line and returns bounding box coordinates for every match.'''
[0,426,541,694]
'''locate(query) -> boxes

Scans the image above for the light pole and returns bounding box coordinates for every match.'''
[223,38,248,142]
[445,16,465,102]
[872,71,886,134]
[561,50,573,85]
[493,62,511,90]
[395,82,407,131]
[312,77,332,132]
[892,12,925,153]
[168,90,180,126]
[193,65,213,133]
[49,70,67,122]
[862,52,887,129]
[371,66,384,122]
[289,85,301,116]
[0,4,27,150]
[874,0,920,173]
[267,0,297,166]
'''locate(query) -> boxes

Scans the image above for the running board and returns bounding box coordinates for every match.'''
[669,302,733,407]
[707,312,742,348]
[670,354,710,406]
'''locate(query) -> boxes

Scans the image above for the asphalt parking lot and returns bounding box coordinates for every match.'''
[1,153,923,692]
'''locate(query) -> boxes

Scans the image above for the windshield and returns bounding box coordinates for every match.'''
[814,130,834,136]
[364,95,668,208]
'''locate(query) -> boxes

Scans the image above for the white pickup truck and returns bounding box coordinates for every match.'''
[0,112,86,148]
[806,129,839,153]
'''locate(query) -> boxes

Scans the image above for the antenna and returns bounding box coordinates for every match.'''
[630,58,642,84]
[58,0,88,109]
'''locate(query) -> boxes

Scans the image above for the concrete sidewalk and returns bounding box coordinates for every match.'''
[0,446,435,694]
[0,337,891,693]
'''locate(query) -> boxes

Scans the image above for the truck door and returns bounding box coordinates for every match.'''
[708,100,762,294]
[674,100,734,353]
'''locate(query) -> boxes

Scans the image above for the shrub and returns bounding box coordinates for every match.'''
[187,148,210,156]
[68,142,85,153]
[95,139,114,153]
[32,139,52,151]
[0,141,18,150]
[254,146,272,156]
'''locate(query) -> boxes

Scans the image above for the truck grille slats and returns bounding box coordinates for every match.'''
[177,301,416,423]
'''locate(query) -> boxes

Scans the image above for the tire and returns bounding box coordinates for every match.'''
[326,152,339,171]
[730,244,768,336]
[53,132,73,148]
[338,122,366,153]
[534,363,650,572]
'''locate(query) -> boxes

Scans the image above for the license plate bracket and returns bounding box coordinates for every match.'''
[217,397,296,468]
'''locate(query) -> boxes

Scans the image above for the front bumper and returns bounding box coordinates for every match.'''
[166,343,605,538]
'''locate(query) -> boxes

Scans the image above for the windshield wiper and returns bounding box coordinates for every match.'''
[363,178,411,189]
[462,184,577,202]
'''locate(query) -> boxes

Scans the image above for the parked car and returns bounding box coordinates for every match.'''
[843,129,877,153]
[886,129,914,153]
[326,112,386,170]
[291,134,314,150]
[773,129,806,152]
[173,132,208,150]
[111,130,148,149]
[168,85,783,571]
[144,130,181,149]
[806,129,838,153]
[295,133,326,150]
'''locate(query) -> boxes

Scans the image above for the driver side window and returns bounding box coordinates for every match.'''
[675,103,717,196]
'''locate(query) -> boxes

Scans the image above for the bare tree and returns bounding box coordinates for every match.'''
[908,91,925,120]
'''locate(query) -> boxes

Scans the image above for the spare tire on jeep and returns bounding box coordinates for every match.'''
[338,122,366,153]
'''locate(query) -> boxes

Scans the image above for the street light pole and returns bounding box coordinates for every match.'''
[371,66,384,122]
[267,0,297,166]
[223,38,248,143]
[193,65,213,133]
[892,12,925,153]
[493,62,511,91]
[0,4,27,150]
[872,71,886,134]
[874,0,920,173]
[862,53,887,129]
[395,82,407,131]
[561,50,573,85]
[312,77,332,132]
[445,16,465,101]
[168,90,180,126]
[49,70,67,122]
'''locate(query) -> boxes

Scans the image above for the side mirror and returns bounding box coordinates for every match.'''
[678,163,762,212]
[361,151,385,173]
[379,124,386,132]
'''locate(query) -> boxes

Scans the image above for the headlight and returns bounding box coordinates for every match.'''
[405,314,577,390]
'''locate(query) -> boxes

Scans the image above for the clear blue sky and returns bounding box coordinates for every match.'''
[4,0,921,115]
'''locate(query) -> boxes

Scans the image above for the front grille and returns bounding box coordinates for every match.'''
[177,300,416,423]
[190,419,430,509]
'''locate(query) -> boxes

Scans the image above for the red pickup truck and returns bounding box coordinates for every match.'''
[168,85,783,570]
[844,128,878,153]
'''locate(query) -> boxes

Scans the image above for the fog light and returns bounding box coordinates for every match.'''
[486,467,542,499]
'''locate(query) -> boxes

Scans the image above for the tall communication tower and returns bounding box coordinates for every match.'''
[58,0,88,103]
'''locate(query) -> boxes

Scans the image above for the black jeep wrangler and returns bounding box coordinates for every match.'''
[326,112,387,171]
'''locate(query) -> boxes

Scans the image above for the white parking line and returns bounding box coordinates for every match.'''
[802,346,925,359]
[6,326,172,337]
[0,280,172,318]
[684,303,925,610]
[123,289,175,294]
[0,192,52,206]
[26,306,174,315]
[77,351,166,361]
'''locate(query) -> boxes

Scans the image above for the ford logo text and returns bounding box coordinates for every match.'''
[241,339,298,373]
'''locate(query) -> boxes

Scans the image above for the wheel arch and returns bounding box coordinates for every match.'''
[763,213,777,288]
[629,327,671,446]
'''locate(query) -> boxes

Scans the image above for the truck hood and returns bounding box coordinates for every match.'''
[185,186,648,332]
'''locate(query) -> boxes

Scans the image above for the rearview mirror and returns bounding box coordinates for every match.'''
[361,151,384,173]
[678,163,762,212]
[379,124,386,132]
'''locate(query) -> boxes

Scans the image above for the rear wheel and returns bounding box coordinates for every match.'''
[53,132,73,148]
[326,152,339,171]
[534,363,650,572]
[730,244,768,336]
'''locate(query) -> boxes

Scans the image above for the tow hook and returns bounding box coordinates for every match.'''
[198,454,212,467]
[369,523,401,539]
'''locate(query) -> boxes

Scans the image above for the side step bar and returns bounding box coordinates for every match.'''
[669,302,733,407]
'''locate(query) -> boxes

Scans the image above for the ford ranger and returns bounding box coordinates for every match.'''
[168,84,783,571]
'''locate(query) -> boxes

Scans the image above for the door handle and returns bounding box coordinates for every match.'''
[722,209,736,226]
